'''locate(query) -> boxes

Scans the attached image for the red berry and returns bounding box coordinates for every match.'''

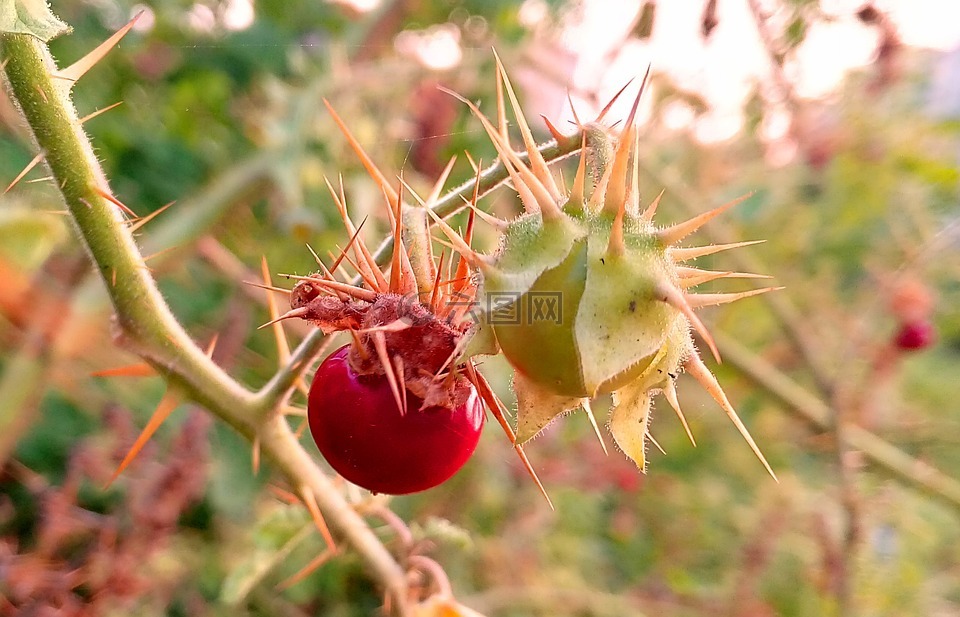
[894,321,935,351]
[307,346,484,495]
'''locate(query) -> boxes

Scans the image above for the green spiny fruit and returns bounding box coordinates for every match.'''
[433,57,779,478]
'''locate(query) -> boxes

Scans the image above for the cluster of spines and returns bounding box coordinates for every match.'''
[422,54,781,479]
[252,108,554,505]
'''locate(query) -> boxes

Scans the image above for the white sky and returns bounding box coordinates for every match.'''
[550,0,960,141]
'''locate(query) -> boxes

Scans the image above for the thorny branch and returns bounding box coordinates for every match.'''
[0,30,584,615]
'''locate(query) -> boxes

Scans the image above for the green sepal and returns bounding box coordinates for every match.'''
[606,317,692,470]
[575,217,676,394]
[608,378,653,472]
[493,238,588,397]
[485,213,586,300]
[514,369,582,444]
[458,309,500,359]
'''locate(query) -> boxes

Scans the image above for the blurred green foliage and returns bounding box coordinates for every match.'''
[2,1,959,616]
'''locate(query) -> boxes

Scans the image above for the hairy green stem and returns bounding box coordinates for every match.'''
[1,32,408,611]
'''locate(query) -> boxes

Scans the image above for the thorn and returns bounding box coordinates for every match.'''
[257,307,310,330]
[389,181,406,294]
[468,161,483,217]
[463,150,479,173]
[463,201,509,231]
[657,193,754,246]
[261,256,292,363]
[587,158,615,212]
[424,158,459,211]
[494,62,509,143]
[242,280,291,295]
[492,50,563,201]
[669,240,766,262]
[276,548,335,591]
[371,331,405,416]
[656,282,721,363]
[323,99,399,209]
[356,319,411,334]
[567,91,582,127]
[685,286,784,309]
[92,186,137,218]
[447,282,479,324]
[570,134,588,208]
[628,129,641,216]
[607,205,626,257]
[347,329,369,360]
[582,399,608,455]
[603,65,650,217]
[663,379,696,446]
[596,78,636,123]
[300,485,338,552]
[305,244,324,268]
[252,435,261,475]
[429,250,446,311]
[641,189,665,223]
[451,208,477,300]
[78,100,123,125]
[340,175,387,291]
[438,85,561,218]
[281,404,307,417]
[425,208,492,270]
[127,200,175,232]
[399,244,418,296]
[294,417,309,438]
[25,176,54,185]
[54,13,142,84]
[684,353,777,481]
[4,152,45,195]
[677,267,773,288]
[647,432,666,455]
[268,485,301,505]
[91,363,155,378]
[465,363,553,509]
[329,177,389,291]
[541,114,565,142]
[394,355,408,416]
[282,275,377,302]
[333,245,379,289]
[141,245,179,263]
[433,327,474,378]
[105,388,180,488]
[204,334,219,358]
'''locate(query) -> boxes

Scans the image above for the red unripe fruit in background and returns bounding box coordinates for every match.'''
[307,346,484,495]
[894,321,935,352]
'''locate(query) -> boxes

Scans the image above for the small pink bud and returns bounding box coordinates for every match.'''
[894,321,935,351]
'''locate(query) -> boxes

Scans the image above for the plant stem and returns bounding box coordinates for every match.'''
[716,332,960,511]
[1,32,408,613]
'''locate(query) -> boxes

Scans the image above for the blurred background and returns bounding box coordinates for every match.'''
[1,0,959,615]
